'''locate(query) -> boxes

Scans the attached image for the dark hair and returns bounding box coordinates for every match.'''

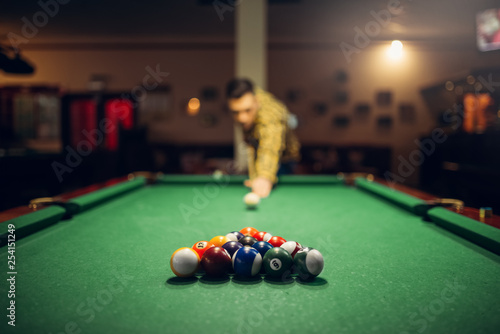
[226,78,254,99]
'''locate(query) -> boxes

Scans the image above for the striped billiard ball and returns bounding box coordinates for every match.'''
[262,247,293,277]
[170,247,200,278]
[254,231,273,242]
[226,231,244,242]
[280,241,302,258]
[192,241,215,259]
[233,247,262,277]
[294,247,324,279]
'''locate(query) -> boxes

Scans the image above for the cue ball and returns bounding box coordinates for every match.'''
[243,192,260,209]
[293,247,324,278]
[170,247,200,278]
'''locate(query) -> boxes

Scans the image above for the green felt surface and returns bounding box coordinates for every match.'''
[355,178,427,215]
[68,177,146,213]
[428,207,500,255]
[1,178,500,334]
[0,206,66,248]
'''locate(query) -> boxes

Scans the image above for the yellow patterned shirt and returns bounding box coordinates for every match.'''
[243,87,301,183]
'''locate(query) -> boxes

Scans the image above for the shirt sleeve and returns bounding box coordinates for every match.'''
[247,145,257,180]
[254,114,285,182]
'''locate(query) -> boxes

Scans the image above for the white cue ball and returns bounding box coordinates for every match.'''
[243,192,260,209]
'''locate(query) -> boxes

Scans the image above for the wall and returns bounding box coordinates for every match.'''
[1,41,499,185]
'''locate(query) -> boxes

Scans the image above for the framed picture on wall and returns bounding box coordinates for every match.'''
[376,91,392,106]
[399,103,416,123]
[334,90,349,104]
[312,102,328,116]
[354,103,371,120]
[376,115,393,130]
[332,115,350,128]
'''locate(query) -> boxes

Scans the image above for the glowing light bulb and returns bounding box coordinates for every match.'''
[387,40,403,60]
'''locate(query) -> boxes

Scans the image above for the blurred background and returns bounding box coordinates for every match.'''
[0,0,499,211]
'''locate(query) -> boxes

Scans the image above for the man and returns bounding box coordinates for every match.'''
[226,78,300,198]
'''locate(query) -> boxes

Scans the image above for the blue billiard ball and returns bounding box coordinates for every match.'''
[252,241,273,258]
[232,247,262,277]
[225,231,245,242]
[222,241,243,258]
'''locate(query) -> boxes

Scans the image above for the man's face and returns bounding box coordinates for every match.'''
[228,92,259,130]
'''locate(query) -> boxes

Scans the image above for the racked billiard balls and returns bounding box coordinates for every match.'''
[232,247,262,277]
[252,241,273,258]
[201,247,232,276]
[262,247,293,277]
[268,236,286,247]
[170,247,200,277]
[210,235,231,247]
[240,227,259,237]
[192,241,215,259]
[222,241,243,258]
[239,236,258,247]
[225,231,244,242]
[294,247,324,279]
[280,241,302,258]
[254,231,272,242]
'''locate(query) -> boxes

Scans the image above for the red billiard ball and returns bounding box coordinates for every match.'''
[268,236,286,247]
[254,231,272,242]
[201,247,232,276]
[280,241,302,258]
[240,227,259,237]
[192,241,215,259]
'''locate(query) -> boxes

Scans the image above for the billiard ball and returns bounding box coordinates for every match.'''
[243,192,260,209]
[239,236,258,247]
[262,247,293,277]
[240,227,259,237]
[225,231,244,242]
[254,231,272,242]
[210,235,231,247]
[201,247,232,276]
[222,241,243,258]
[232,247,262,277]
[280,241,302,258]
[170,247,200,277]
[268,236,286,247]
[252,241,273,258]
[293,247,324,278]
[191,241,215,259]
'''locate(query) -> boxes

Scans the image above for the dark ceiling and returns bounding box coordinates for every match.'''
[0,0,499,43]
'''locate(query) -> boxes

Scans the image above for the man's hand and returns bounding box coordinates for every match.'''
[251,177,272,198]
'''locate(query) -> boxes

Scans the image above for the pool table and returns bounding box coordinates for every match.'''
[1,174,500,334]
